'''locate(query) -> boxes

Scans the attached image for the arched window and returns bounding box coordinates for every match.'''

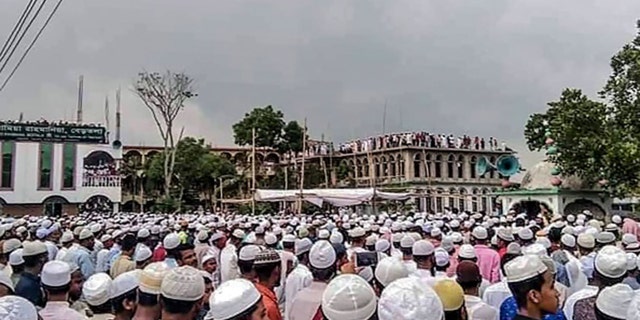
[399,158,405,177]
[435,155,442,178]
[447,154,455,178]
[472,188,479,212]
[374,158,380,178]
[459,188,467,211]
[489,156,496,179]
[356,159,362,178]
[362,158,369,177]
[457,155,464,178]
[413,154,421,178]
[426,154,432,177]
[469,156,477,179]
[381,156,388,177]
[389,155,396,177]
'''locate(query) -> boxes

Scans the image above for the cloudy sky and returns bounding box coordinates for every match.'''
[0,0,639,171]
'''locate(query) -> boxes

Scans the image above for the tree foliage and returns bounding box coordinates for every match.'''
[232,105,306,153]
[524,22,640,196]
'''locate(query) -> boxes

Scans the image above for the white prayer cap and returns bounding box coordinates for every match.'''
[295,238,313,255]
[21,240,46,257]
[0,272,14,293]
[322,274,377,320]
[282,234,296,243]
[375,257,409,287]
[561,234,576,247]
[522,243,547,257]
[451,232,463,243]
[135,245,153,262]
[458,244,476,259]
[577,233,595,249]
[596,231,616,245]
[507,242,522,255]
[264,232,278,246]
[430,227,442,238]
[150,226,161,235]
[434,249,450,267]
[210,231,224,242]
[375,239,391,253]
[2,239,21,255]
[109,270,140,299]
[441,237,454,252]
[0,296,38,320]
[318,229,330,239]
[196,230,208,242]
[139,262,171,295]
[238,245,260,261]
[612,215,622,224]
[471,226,488,240]
[41,260,71,287]
[536,237,551,250]
[622,233,638,246]
[517,228,534,241]
[349,227,366,238]
[79,228,94,241]
[161,266,205,301]
[137,228,151,239]
[207,279,261,320]
[378,277,443,320]
[449,219,460,229]
[596,284,633,319]
[595,245,627,279]
[399,235,415,249]
[255,226,265,234]
[626,253,638,271]
[505,255,547,283]
[163,233,181,250]
[365,235,377,247]
[100,234,112,243]
[231,229,245,239]
[628,285,640,319]
[309,240,336,269]
[83,273,112,306]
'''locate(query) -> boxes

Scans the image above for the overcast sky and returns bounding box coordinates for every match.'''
[0,0,639,171]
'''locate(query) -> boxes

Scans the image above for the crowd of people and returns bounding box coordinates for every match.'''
[338,132,508,154]
[0,208,637,319]
[83,163,119,187]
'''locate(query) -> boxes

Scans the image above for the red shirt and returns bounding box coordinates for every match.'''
[152,245,166,262]
[255,282,282,320]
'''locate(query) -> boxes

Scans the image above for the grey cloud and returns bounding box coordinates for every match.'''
[0,0,639,172]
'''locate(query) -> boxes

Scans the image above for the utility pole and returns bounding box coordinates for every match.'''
[251,127,256,215]
[298,118,307,214]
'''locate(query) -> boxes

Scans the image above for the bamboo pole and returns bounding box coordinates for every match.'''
[298,118,307,214]
[251,127,256,215]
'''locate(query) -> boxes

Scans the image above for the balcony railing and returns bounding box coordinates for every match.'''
[82,175,121,187]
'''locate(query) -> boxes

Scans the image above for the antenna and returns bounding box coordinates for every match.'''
[116,87,121,142]
[76,75,83,123]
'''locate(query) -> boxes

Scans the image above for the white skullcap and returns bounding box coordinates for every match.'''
[79,229,93,241]
[517,228,534,241]
[506,242,522,255]
[21,241,46,257]
[430,227,442,238]
[458,244,476,259]
[434,249,450,267]
[595,245,627,279]
[627,253,638,271]
[441,237,455,253]
[8,249,23,266]
[374,257,409,287]
[210,231,224,242]
[322,274,377,320]
[41,260,71,287]
[561,234,576,248]
[365,235,377,247]
[238,245,260,261]
[264,233,278,245]
[135,245,153,262]
[627,284,640,319]
[522,243,547,257]
[232,229,245,239]
[163,233,181,250]
[596,231,616,245]
[622,233,638,246]
[139,262,171,295]
[100,234,112,243]
[0,296,38,320]
[409,240,433,256]
[309,240,336,269]
[612,215,622,224]
[536,237,551,249]
[161,266,205,301]
[196,230,208,242]
[282,234,296,243]
[295,238,313,255]
[109,270,140,299]
[318,229,330,239]
[84,273,112,306]
[505,255,547,283]
[596,283,633,319]
[137,228,151,239]
[207,279,261,320]
[375,239,391,253]
[378,277,443,320]
[0,272,14,293]
[472,226,488,240]
[399,235,415,249]
[2,239,21,254]
[255,226,265,234]
[349,227,365,238]
[577,233,595,249]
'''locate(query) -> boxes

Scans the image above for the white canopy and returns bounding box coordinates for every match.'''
[254,188,411,207]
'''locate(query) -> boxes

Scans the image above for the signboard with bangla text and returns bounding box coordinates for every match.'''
[0,122,107,144]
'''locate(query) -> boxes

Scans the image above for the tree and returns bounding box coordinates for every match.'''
[133,71,197,198]
[524,22,640,196]
[278,121,305,154]
[232,105,306,152]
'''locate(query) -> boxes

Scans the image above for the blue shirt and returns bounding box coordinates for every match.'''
[500,296,566,320]
[15,272,44,308]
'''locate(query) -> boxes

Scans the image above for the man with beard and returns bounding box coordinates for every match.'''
[253,249,283,320]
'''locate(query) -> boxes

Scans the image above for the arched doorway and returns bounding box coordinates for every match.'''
[510,200,553,220]
[81,195,113,214]
[564,199,606,219]
[42,195,69,217]
[83,151,117,187]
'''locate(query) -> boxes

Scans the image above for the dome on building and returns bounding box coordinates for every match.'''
[519,160,591,191]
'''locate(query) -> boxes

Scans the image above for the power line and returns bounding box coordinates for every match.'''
[0,0,46,69]
[0,0,63,94]
[0,0,38,62]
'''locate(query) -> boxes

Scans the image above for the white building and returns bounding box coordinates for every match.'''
[0,138,122,216]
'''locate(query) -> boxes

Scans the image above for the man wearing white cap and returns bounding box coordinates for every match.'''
[284,239,313,319]
[15,240,48,308]
[321,274,377,320]
[39,261,86,320]
[110,234,136,278]
[472,226,501,283]
[160,266,205,320]
[220,229,244,283]
[207,279,267,320]
[134,262,170,320]
[253,249,283,320]
[83,273,113,319]
[288,240,336,320]
[110,270,140,320]
[504,255,559,320]
[0,295,40,320]
[68,228,96,279]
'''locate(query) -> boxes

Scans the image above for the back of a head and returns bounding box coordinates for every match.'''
[322,274,377,320]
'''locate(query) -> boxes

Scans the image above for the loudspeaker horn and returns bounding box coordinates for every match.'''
[475,156,495,176]
[496,155,520,177]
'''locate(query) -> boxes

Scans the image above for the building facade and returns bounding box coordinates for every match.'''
[0,122,122,216]
[330,146,513,213]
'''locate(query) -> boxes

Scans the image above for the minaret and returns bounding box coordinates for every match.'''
[76,75,83,123]
[115,87,121,142]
